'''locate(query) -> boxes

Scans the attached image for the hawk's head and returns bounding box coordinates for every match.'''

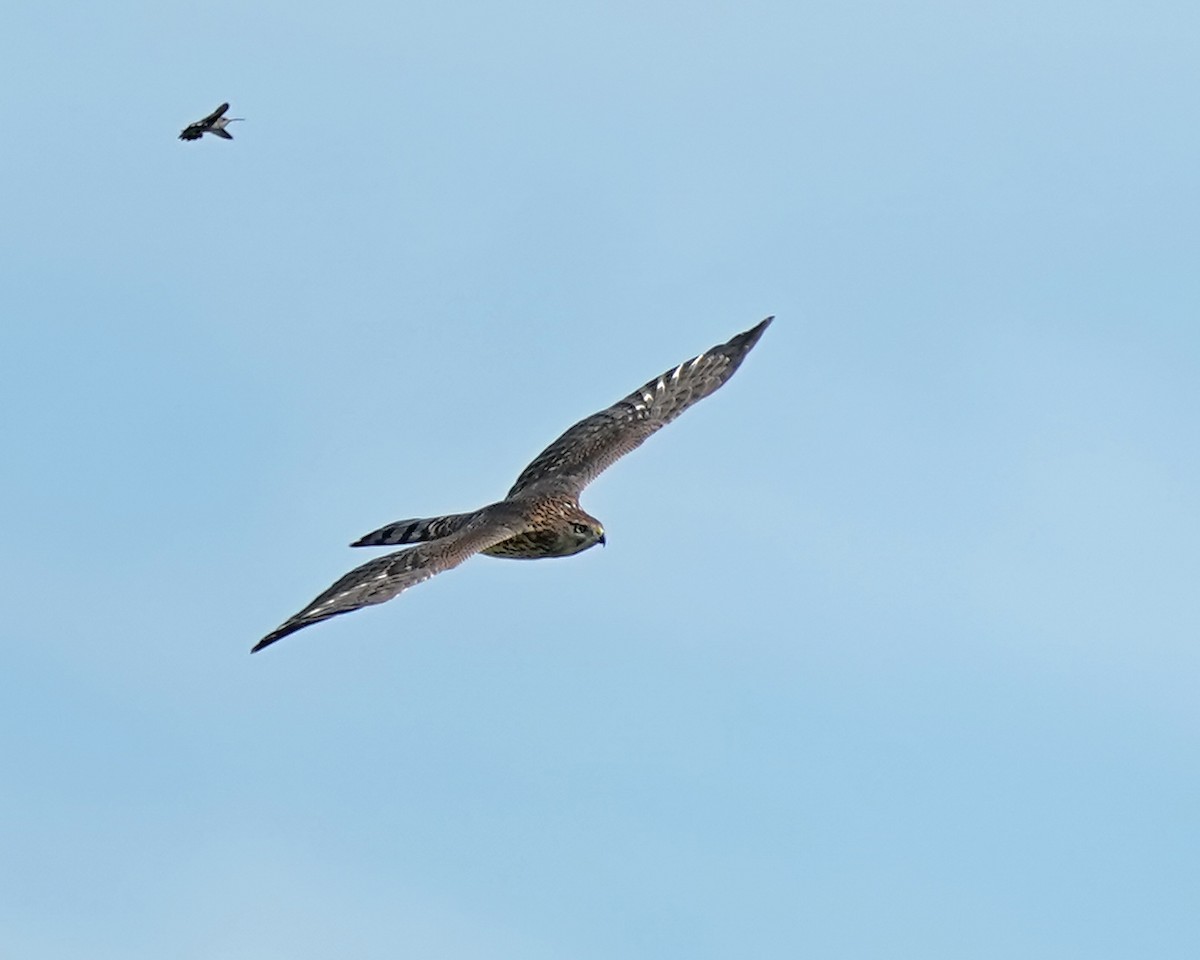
[562,510,606,555]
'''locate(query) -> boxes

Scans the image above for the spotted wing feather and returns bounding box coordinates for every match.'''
[253,507,531,652]
[507,316,773,498]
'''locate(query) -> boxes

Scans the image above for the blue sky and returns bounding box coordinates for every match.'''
[2,1,1197,957]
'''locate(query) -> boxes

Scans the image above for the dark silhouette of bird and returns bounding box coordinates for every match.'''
[179,103,243,141]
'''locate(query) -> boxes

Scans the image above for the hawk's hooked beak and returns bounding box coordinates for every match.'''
[598,532,607,547]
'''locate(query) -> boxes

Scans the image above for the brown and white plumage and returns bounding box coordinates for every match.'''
[253,317,773,652]
[255,506,538,649]
[505,317,773,499]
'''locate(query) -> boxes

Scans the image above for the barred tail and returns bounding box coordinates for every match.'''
[350,512,473,548]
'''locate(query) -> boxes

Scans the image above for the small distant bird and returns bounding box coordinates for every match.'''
[178,102,243,141]
[252,317,774,652]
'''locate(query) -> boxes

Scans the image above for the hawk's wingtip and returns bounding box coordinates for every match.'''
[250,631,284,654]
[736,315,774,346]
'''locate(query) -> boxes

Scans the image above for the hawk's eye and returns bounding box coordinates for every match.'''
[572,522,590,536]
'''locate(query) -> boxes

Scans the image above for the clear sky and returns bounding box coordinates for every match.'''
[2,1,1197,957]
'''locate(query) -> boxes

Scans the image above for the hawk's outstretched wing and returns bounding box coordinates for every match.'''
[253,506,532,652]
[507,316,773,499]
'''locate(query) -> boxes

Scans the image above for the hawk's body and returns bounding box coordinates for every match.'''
[179,102,242,141]
[254,317,773,652]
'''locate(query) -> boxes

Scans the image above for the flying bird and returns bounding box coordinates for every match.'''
[178,102,243,141]
[253,317,774,652]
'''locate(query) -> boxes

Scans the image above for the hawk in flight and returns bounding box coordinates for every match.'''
[179,102,243,141]
[253,317,774,652]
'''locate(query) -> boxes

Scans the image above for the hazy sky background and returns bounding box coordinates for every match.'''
[2,1,1197,957]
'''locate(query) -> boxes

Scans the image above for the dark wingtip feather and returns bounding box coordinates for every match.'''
[738,315,774,346]
[716,315,773,369]
[251,617,314,653]
[251,628,287,654]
